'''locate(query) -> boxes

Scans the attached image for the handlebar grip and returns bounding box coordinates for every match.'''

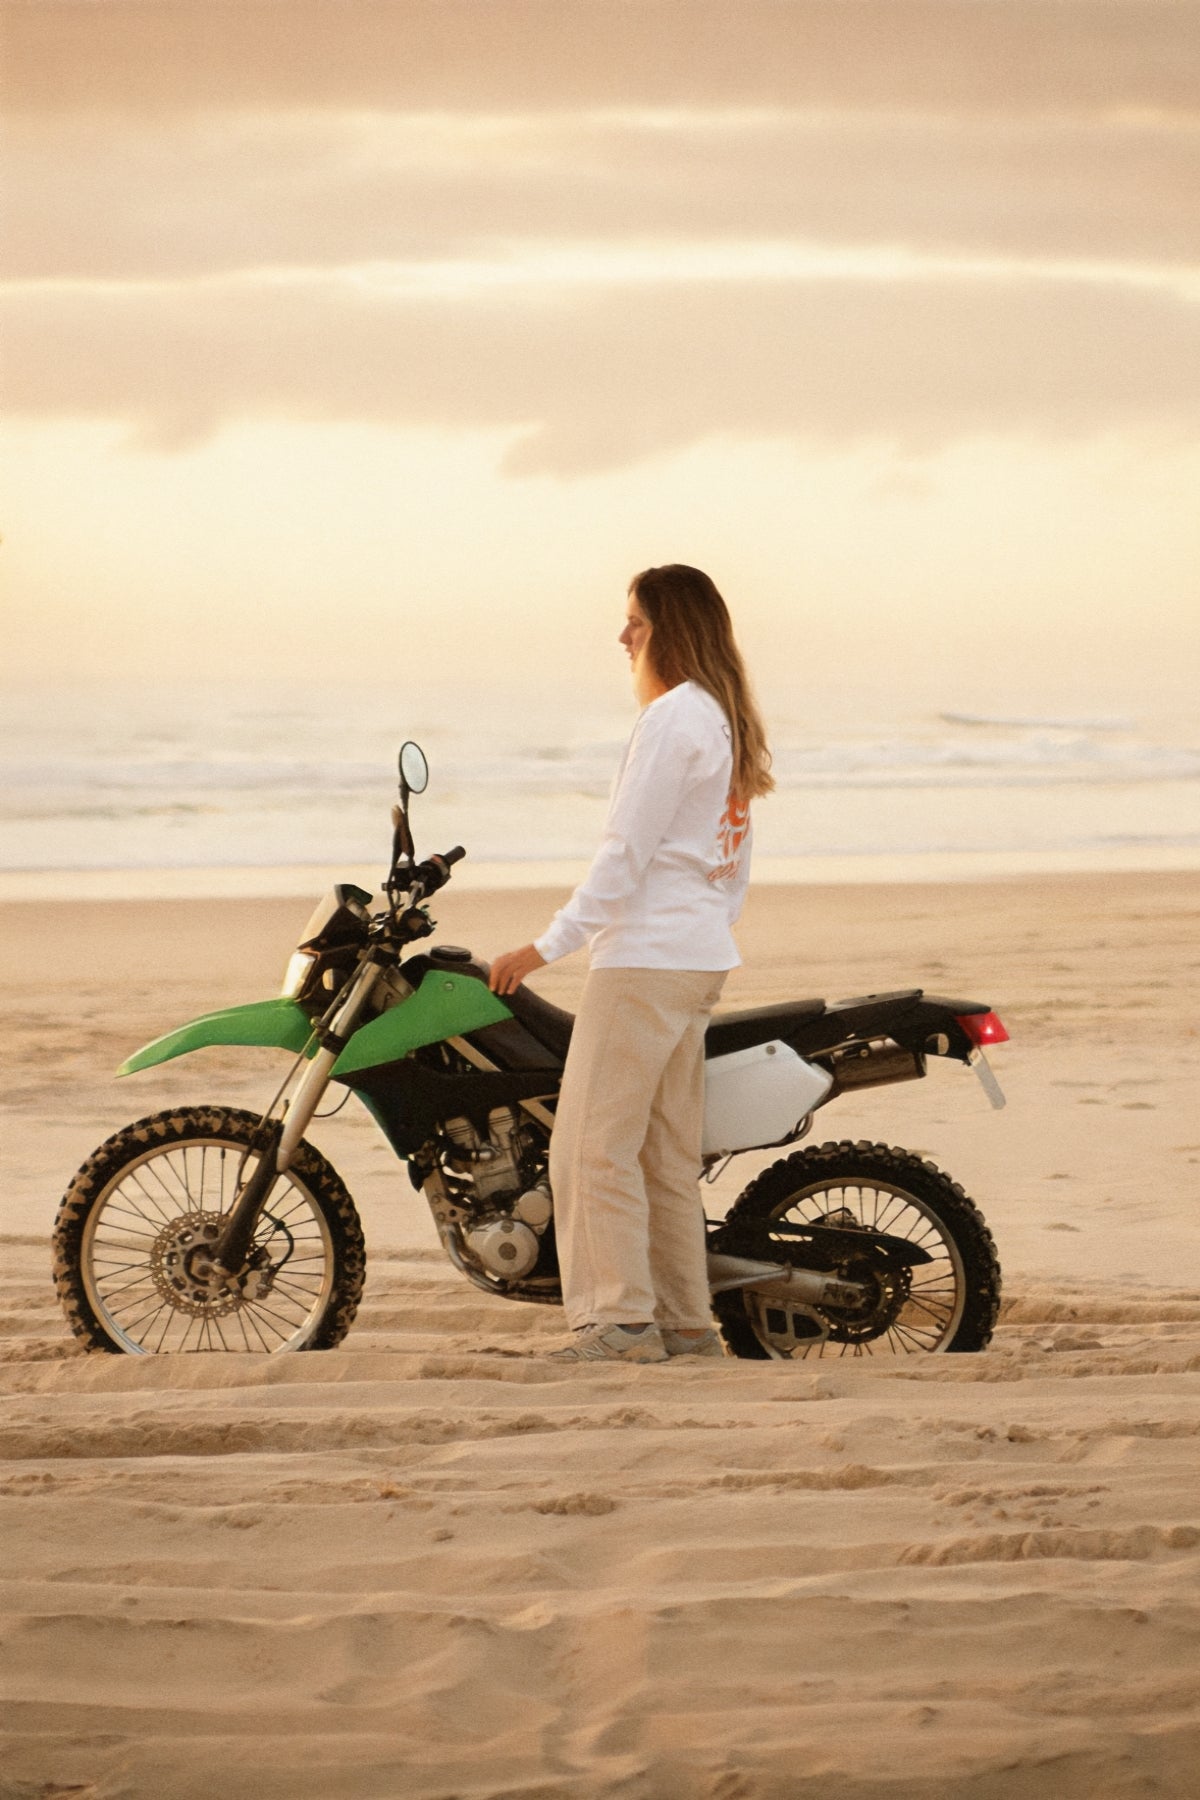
[408,846,466,898]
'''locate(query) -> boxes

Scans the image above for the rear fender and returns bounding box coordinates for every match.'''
[896,994,1002,1064]
[798,991,1001,1066]
[118,998,315,1076]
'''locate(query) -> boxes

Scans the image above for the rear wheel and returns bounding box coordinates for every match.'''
[53,1107,365,1354]
[713,1139,1001,1360]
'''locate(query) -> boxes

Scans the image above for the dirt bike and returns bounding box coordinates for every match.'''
[53,743,1009,1361]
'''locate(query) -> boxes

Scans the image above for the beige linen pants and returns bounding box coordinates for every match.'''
[550,966,727,1331]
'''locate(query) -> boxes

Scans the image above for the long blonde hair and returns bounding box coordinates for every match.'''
[629,565,774,803]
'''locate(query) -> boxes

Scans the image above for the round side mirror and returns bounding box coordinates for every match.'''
[398,741,429,796]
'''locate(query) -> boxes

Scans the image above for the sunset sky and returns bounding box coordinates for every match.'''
[2,0,1197,718]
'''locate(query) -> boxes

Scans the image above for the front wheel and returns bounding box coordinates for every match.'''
[712,1140,1001,1360]
[53,1107,366,1354]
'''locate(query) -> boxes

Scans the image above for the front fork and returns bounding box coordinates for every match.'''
[211,959,384,1280]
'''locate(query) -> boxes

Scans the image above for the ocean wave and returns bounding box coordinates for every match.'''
[5,728,1198,814]
[2,689,1197,873]
[939,710,1136,732]
[770,735,1200,787]
[0,756,386,795]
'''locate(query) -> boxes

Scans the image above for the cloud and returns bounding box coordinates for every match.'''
[3,0,1197,118]
[4,110,1199,279]
[5,4,1194,478]
[3,273,1197,471]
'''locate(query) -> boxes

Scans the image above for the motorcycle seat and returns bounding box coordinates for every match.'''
[704,999,827,1059]
[507,988,831,1066]
[503,982,577,1062]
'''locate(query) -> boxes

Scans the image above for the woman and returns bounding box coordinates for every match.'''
[489,565,773,1361]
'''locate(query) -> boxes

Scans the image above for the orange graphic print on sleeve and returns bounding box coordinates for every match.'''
[708,792,751,883]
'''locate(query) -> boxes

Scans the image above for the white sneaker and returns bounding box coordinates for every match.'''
[548,1323,668,1363]
[661,1328,725,1358]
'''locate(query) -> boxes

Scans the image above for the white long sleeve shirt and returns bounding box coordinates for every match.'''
[534,680,752,970]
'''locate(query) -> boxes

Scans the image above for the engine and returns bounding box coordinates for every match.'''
[442,1106,526,1201]
[440,1106,552,1281]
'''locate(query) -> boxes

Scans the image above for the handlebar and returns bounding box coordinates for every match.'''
[388,845,466,910]
[418,846,465,891]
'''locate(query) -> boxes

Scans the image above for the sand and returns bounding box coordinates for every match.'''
[1,872,1198,1798]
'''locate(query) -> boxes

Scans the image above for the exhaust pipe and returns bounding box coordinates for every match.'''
[706,1252,865,1309]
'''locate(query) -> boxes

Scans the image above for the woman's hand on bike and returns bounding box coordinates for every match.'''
[489,944,546,995]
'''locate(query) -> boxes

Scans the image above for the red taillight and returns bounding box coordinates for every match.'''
[955,1011,1009,1047]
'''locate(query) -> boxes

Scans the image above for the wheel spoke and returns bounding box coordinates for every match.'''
[905,1291,954,1326]
[238,1303,292,1345]
[240,1306,275,1352]
[92,1269,164,1306]
[104,1196,167,1234]
[212,1312,239,1353]
[134,1158,193,1217]
[149,1300,179,1352]
[272,1268,323,1295]
[122,1170,178,1224]
[90,1255,149,1275]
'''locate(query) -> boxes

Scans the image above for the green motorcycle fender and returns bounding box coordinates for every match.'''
[118,997,316,1077]
[331,970,512,1077]
[117,971,513,1081]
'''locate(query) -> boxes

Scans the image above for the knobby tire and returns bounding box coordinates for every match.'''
[53,1106,366,1354]
[712,1138,1001,1361]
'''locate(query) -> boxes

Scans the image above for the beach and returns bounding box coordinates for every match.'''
[2,871,1198,1797]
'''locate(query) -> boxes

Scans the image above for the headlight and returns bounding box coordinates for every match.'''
[280,951,316,999]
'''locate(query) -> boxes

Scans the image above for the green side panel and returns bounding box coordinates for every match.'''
[118,997,315,1077]
[332,970,512,1076]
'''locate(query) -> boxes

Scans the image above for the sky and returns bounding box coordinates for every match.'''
[2,0,1198,720]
